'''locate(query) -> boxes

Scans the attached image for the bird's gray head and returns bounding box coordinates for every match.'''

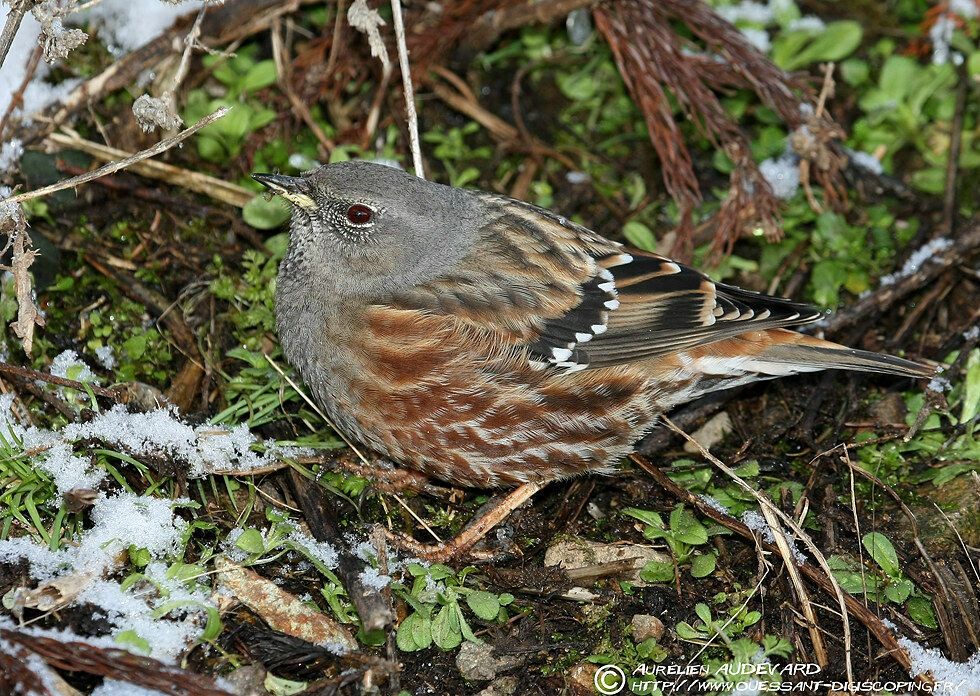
[253,161,481,300]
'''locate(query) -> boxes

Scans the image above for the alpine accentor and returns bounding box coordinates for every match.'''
[254,162,930,488]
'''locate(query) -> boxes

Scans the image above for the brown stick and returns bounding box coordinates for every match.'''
[0,626,234,696]
[0,362,122,401]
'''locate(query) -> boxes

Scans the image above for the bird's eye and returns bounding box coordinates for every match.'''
[346,204,374,225]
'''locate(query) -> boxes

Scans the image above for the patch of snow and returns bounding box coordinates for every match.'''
[34,440,106,495]
[928,376,952,393]
[75,492,187,573]
[95,344,116,369]
[739,27,771,52]
[716,1,773,25]
[787,16,825,32]
[61,404,309,476]
[950,0,979,19]
[759,155,800,200]
[48,349,97,383]
[70,0,202,54]
[963,326,979,342]
[897,638,980,693]
[699,494,730,514]
[878,237,953,287]
[288,529,339,570]
[358,566,391,590]
[566,170,591,185]
[930,14,963,66]
[0,139,24,171]
[741,510,806,564]
[845,147,884,175]
[91,680,172,696]
[0,491,207,662]
[288,153,319,170]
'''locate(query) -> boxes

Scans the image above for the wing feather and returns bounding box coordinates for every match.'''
[387,194,822,373]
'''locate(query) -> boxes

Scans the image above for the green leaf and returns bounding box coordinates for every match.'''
[639,560,675,583]
[885,579,913,604]
[623,221,657,252]
[907,596,938,628]
[674,621,705,640]
[690,553,716,578]
[694,603,712,625]
[556,70,598,101]
[115,630,151,654]
[879,56,919,100]
[427,564,455,581]
[431,604,462,650]
[196,135,227,162]
[810,259,848,307]
[776,21,862,70]
[407,563,429,577]
[242,60,278,92]
[243,195,290,229]
[669,506,708,546]
[396,611,432,652]
[128,546,152,568]
[624,508,665,529]
[465,591,501,621]
[220,105,254,139]
[911,167,946,195]
[234,528,266,554]
[123,334,147,359]
[212,62,240,86]
[862,532,899,577]
[840,58,870,86]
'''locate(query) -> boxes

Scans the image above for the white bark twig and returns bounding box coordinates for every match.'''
[390,0,424,179]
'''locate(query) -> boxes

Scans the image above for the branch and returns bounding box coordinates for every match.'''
[4,107,230,207]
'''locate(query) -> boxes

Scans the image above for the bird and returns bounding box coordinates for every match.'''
[254,161,932,490]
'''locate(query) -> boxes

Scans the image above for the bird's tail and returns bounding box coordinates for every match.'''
[651,328,935,406]
[748,329,935,378]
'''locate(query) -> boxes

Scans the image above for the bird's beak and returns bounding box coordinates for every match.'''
[252,173,317,210]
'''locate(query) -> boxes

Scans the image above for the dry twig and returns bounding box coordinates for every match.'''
[5,106,230,207]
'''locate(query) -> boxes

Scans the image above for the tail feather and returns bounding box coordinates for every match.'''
[749,330,935,378]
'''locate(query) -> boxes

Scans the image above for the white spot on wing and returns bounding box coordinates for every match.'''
[551,347,573,362]
[591,324,607,334]
[604,299,620,310]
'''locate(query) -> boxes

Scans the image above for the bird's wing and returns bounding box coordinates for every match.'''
[388,194,821,372]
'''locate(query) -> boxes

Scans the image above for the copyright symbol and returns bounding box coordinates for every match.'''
[594,664,626,695]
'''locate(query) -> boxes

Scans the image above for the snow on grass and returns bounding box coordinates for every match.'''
[0,365,315,663]
[897,637,980,693]
[34,440,107,495]
[49,349,97,383]
[287,529,339,570]
[844,147,884,175]
[61,403,310,476]
[0,492,206,660]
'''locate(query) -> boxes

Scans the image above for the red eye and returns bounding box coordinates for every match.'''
[347,204,373,224]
